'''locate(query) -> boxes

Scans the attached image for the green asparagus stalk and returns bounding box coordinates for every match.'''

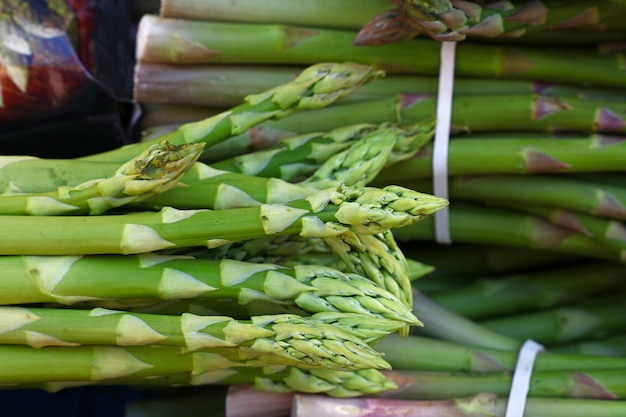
[478,295,626,345]
[134,63,626,108]
[399,0,626,42]
[0,157,130,195]
[135,16,626,88]
[0,344,395,396]
[392,202,624,262]
[376,133,626,181]
[376,333,626,373]
[98,298,411,346]
[386,368,626,400]
[81,62,385,163]
[141,172,315,211]
[0,141,204,215]
[292,393,626,417]
[260,94,626,137]
[428,261,626,320]
[0,184,447,255]
[399,175,626,221]
[0,307,389,371]
[159,0,393,29]
[491,202,626,256]
[0,254,418,328]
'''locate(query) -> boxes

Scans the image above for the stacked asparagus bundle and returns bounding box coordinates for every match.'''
[131,0,626,263]
[0,61,458,403]
[124,0,626,416]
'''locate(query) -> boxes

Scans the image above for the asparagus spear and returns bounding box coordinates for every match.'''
[393,202,624,262]
[376,133,626,181]
[135,16,626,88]
[0,141,204,215]
[159,0,393,29]
[399,0,626,41]
[0,307,390,371]
[0,254,418,327]
[386,368,626,400]
[134,63,626,108]
[428,261,626,320]
[0,184,447,255]
[478,295,626,345]
[400,175,626,221]
[261,94,626,136]
[376,333,626,373]
[496,202,626,254]
[140,169,315,211]
[0,344,395,396]
[81,62,385,163]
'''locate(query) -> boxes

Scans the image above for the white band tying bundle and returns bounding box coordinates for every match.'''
[505,339,545,417]
[432,41,456,244]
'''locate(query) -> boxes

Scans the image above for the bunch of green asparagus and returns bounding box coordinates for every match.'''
[0,61,453,399]
[123,0,626,416]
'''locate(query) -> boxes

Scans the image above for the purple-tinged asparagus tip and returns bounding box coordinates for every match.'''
[596,108,626,132]
[595,190,626,220]
[522,148,571,173]
[534,95,573,121]
[591,134,626,148]
[571,372,619,399]
[532,82,554,94]
[549,7,601,29]
[550,209,592,236]
[400,93,431,110]
[531,218,575,249]
[353,8,419,46]
[505,1,549,24]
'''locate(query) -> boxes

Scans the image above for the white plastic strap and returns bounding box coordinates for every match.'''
[432,41,456,245]
[505,339,545,417]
